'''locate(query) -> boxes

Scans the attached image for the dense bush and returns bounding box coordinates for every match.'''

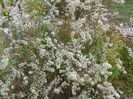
[0,0,133,99]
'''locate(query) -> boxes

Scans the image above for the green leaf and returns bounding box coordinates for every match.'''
[109,67,120,81]
[8,0,13,4]
[0,0,3,4]
[94,37,103,63]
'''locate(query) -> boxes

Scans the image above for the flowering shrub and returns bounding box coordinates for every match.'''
[0,0,132,99]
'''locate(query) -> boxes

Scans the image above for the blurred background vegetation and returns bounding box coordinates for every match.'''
[110,0,133,20]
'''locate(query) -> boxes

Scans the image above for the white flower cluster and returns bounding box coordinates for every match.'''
[97,82,120,99]
[127,47,133,58]
[0,48,10,70]
[100,62,112,80]
[0,0,127,99]
[115,26,133,37]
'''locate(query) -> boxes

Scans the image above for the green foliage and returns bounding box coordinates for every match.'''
[15,45,31,65]
[119,47,133,66]
[0,60,12,81]
[24,0,43,18]
[8,0,13,4]
[110,67,121,81]
[0,0,2,4]
[117,47,133,95]
[110,0,133,20]
[0,32,9,60]
[92,37,103,64]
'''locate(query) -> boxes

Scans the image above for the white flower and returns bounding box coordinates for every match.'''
[123,71,127,74]
[106,95,115,99]
[21,40,28,45]
[67,71,79,81]
[0,55,9,70]
[116,64,122,70]
[54,88,61,94]
[113,91,120,98]
[108,44,113,48]
[39,48,46,58]
[31,89,36,94]
[102,62,112,69]
[127,48,133,57]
